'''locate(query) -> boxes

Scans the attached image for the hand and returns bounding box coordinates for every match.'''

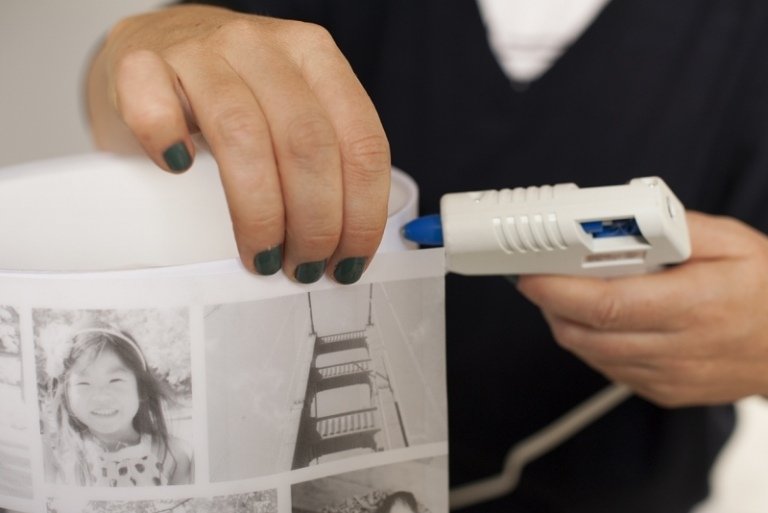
[87,5,390,283]
[517,211,768,407]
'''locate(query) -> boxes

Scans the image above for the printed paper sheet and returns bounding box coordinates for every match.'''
[0,249,447,513]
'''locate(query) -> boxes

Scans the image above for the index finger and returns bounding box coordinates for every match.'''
[517,211,747,331]
[516,270,691,332]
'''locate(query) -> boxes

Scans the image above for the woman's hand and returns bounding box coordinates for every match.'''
[87,4,390,283]
[517,212,768,406]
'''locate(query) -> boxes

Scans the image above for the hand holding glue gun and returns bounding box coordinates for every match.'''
[402,176,690,277]
[404,177,768,408]
[410,176,768,506]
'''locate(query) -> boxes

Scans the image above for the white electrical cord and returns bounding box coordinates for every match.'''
[450,383,633,509]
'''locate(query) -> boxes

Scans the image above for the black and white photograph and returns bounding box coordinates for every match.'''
[0,305,32,500]
[291,456,448,513]
[204,277,446,481]
[34,308,194,487]
[47,488,277,513]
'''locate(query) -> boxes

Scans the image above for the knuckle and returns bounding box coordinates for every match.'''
[649,392,679,408]
[304,22,333,42]
[123,104,178,139]
[637,380,677,407]
[211,108,268,149]
[295,228,342,255]
[590,295,623,329]
[212,18,263,47]
[288,21,336,49]
[307,24,337,51]
[342,131,391,176]
[232,209,285,242]
[211,17,294,55]
[284,114,338,162]
[114,49,156,76]
[345,221,384,246]
[164,39,207,62]
[641,363,697,408]
[666,359,703,384]
[652,387,689,408]
[551,322,581,349]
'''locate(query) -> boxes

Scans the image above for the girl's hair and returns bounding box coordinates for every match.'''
[47,327,172,485]
[376,491,418,513]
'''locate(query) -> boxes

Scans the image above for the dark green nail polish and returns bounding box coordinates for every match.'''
[254,246,282,275]
[506,275,519,286]
[295,260,327,284]
[334,257,367,284]
[163,142,192,173]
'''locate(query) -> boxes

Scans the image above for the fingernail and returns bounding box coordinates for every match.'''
[506,275,519,286]
[295,260,327,284]
[163,142,192,173]
[334,257,367,285]
[253,246,282,275]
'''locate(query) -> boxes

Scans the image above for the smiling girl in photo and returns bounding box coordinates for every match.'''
[44,328,192,487]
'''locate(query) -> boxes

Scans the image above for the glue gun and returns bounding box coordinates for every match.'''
[401,177,691,277]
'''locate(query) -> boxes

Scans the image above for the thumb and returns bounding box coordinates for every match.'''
[685,211,762,261]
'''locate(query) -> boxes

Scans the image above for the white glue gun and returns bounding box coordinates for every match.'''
[401,177,691,276]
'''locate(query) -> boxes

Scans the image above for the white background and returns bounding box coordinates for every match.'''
[0,1,767,511]
[0,0,165,168]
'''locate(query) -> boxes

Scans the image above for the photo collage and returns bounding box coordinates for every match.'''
[0,249,447,513]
